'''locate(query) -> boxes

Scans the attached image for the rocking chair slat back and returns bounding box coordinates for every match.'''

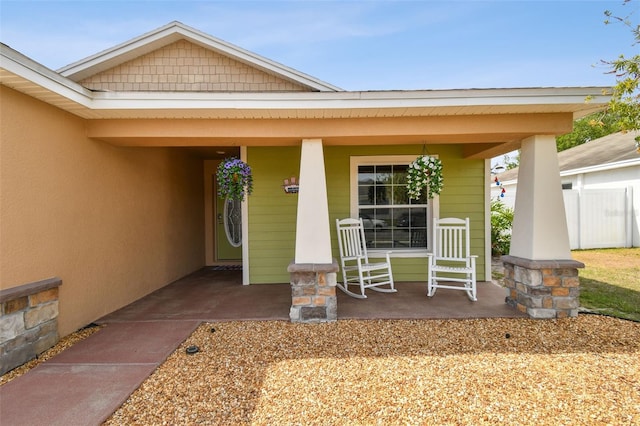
[436,219,469,260]
[337,218,367,260]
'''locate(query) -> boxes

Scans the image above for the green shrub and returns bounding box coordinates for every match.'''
[491,200,514,256]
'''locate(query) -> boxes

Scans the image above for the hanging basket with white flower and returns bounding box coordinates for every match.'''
[406,155,444,200]
[216,157,254,201]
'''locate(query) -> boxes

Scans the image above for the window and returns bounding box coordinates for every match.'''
[350,156,438,255]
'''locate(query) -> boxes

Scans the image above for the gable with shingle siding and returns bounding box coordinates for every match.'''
[78,40,309,92]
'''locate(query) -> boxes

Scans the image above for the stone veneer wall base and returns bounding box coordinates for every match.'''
[288,261,338,323]
[0,277,62,375]
[502,255,584,319]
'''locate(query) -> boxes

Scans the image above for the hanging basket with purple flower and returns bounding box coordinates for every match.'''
[216,157,254,201]
[406,155,444,200]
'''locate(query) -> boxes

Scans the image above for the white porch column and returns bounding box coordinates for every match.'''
[504,134,583,319]
[288,139,337,323]
[510,135,571,260]
[294,139,332,264]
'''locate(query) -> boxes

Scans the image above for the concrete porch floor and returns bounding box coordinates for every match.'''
[98,267,522,322]
[0,268,524,426]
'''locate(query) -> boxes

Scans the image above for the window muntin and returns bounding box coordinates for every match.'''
[355,162,430,250]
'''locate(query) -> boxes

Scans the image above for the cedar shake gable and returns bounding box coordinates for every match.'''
[59,21,341,93]
[78,39,309,92]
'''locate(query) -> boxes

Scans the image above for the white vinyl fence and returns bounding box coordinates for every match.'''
[563,187,637,249]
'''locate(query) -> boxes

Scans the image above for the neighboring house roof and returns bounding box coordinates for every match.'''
[498,131,640,182]
[58,21,342,92]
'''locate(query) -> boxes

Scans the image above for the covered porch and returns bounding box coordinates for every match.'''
[97,267,524,323]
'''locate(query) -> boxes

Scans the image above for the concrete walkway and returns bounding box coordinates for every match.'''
[0,268,521,425]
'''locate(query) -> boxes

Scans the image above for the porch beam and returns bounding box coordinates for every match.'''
[463,140,522,160]
[86,113,574,146]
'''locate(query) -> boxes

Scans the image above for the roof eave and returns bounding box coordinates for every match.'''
[2,43,611,120]
[1,43,94,108]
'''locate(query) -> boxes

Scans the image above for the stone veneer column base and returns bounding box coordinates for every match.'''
[1,277,62,375]
[287,260,338,323]
[502,255,584,319]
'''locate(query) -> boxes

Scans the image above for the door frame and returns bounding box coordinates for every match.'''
[203,147,250,284]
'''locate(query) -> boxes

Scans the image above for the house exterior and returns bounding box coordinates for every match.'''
[494,131,640,248]
[1,21,610,342]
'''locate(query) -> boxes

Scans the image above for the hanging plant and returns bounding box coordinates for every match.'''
[406,155,444,200]
[216,157,253,201]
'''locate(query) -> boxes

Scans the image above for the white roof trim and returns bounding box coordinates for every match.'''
[2,42,611,120]
[89,86,609,105]
[57,21,342,92]
[560,158,640,176]
[501,158,640,186]
[1,43,93,103]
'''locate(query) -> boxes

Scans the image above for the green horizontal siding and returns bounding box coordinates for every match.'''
[247,144,486,283]
[435,154,486,279]
[247,147,299,283]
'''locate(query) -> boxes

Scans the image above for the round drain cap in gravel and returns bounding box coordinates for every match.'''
[186,345,200,354]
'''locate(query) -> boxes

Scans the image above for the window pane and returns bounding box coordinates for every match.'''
[409,190,429,205]
[359,185,374,205]
[393,165,408,184]
[374,186,391,205]
[392,185,410,205]
[375,166,392,184]
[358,166,375,185]
[376,208,391,228]
[360,208,375,228]
[409,208,427,227]
[394,229,411,248]
[410,229,427,248]
[394,208,411,228]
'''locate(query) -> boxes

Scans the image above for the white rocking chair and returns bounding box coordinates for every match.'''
[336,218,396,299]
[427,217,477,301]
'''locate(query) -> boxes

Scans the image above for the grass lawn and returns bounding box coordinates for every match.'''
[572,248,640,322]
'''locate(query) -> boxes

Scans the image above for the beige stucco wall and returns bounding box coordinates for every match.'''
[0,86,205,336]
[78,40,308,92]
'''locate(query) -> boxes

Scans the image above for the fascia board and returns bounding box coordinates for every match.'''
[89,87,610,110]
[1,45,93,107]
[357,87,611,105]
[57,32,183,80]
[560,158,640,176]
[504,159,640,186]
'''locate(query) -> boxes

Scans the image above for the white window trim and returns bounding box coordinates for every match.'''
[349,155,439,258]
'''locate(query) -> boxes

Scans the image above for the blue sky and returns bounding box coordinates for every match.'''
[0,0,637,90]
